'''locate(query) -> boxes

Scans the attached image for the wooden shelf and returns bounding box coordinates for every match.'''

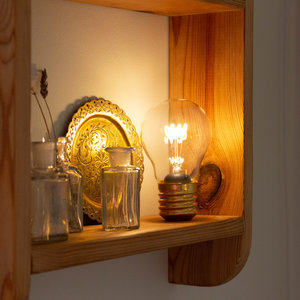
[3,0,252,296]
[31,215,244,274]
[69,0,245,16]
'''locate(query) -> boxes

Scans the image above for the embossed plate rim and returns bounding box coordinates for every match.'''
[66,98,144,223]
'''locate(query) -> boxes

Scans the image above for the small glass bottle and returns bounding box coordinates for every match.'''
[57,137,83,233]
[31,141,69,244]
[101,147,140,231]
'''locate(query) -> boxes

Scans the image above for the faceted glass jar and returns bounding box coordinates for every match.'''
[101,147,140,231]
[57,137,83,233]
[31,141,69,244]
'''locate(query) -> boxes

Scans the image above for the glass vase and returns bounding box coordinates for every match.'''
[101,147,140,231]
[57,137,83,233]
[31,141,69,244]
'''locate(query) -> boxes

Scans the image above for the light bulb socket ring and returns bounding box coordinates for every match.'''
[158,181,197,221]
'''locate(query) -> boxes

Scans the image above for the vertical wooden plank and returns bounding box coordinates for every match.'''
[169,10,244,216]
[168,2,252,286]
[0,0,31,299]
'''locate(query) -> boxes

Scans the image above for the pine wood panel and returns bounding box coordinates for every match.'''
[69,0,244,16]
[169,235,244,285]
[0,0,31,299]
[31,215,243,273]
[169,11,244,216]
[168,3,252,286]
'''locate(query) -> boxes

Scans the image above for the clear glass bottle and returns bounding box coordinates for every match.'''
[57,137,83,233]
[101,147,140,231]
[31,141,69,244]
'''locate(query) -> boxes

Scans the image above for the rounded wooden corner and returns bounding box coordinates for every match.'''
[208,234,252,287]
[168,225,252,286]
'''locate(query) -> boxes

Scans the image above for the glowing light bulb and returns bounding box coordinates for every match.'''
[164,123,187,174]
[141,99,211,221]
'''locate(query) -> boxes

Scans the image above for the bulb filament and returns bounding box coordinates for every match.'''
[164,123,187,173]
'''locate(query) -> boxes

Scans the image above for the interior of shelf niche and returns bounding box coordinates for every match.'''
[31,0,249,283]
[68,0,245,16]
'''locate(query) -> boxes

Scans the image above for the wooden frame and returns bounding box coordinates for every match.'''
[168,3,253,285]
[0,0,31,298]
[0,0,252,298]
[32,215,244,273]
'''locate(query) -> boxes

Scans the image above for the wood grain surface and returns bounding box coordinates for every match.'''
[169,10,245,216]
[69,0,244,16]
[168,3,252,286]
[0,0,31,299]
[31,215,243,274]
[197,164,222,209]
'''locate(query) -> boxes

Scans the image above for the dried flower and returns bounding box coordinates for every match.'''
[39,68,56,139]
[40,69,48,99]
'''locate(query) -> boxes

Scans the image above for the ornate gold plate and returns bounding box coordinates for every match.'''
[66,98,144,222]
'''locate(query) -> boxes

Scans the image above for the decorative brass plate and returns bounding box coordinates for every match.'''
[66,98,144,222]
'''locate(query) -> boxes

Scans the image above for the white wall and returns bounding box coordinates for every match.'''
[30,0,169,216]
[282,1,300,299]
[30,0,300,299]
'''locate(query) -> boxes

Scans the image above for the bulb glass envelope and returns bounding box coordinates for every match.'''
[141,99,211,183]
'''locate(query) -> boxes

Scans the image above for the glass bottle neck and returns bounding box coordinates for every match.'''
[57,137,69,166]
[106,147,134,167]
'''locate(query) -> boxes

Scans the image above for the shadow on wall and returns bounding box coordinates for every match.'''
[31,63,106,138]
[54,96,106,138]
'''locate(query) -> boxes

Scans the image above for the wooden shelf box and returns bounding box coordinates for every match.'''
[1,0,252,298]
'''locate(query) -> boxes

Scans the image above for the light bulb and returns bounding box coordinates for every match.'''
[141,99,211,221]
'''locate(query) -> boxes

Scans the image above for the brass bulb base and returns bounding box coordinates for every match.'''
[158,181,197,221]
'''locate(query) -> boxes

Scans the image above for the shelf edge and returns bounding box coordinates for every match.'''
[31,215,244,274]
[68,0,244,16]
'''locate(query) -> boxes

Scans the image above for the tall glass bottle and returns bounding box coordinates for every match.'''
[101,147,140,231]
[31,141,69,244]
[57,137,83,233]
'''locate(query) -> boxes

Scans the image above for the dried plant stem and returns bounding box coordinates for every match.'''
[42,97,56,139]
[31,87,51,140]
